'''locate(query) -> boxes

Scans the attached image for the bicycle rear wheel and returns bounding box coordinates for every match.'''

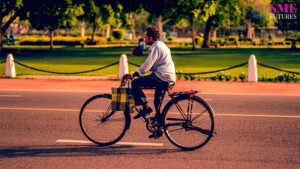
[79,94,128,146]
[163,95,214,150]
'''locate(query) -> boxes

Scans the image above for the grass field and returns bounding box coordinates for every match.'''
[0,46,299,79]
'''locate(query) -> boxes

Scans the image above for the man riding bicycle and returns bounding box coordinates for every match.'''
[122,26,176,138]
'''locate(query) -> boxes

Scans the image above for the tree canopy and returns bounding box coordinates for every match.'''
[26,0,83,50]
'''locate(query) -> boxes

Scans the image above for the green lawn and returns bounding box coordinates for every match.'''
[0,46,299,78]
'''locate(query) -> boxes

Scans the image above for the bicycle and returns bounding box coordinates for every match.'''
[79,79,215,151]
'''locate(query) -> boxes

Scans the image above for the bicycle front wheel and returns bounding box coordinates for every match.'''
[163,95,214,150]
[79,94,128,146]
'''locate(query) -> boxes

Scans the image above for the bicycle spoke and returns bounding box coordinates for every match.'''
[166,122,182,127]
[167,127,184,133]
[79,94,127,146]
[192,109,208,121]
[174,102,187,120]
[190,126,212,136]
[166,117,185,121]
[164,95,214,150]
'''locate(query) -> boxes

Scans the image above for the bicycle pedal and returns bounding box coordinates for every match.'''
[212,132,217,137]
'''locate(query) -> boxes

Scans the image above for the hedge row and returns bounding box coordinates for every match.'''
[166,36,296,47]
[176,71,299,83]
[19,36,107,46]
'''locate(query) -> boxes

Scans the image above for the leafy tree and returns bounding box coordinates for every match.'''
[177,0,215,50]
[142,0,180,40]
[175,18,189,32]
[241,0,273,39]
[0,0,32,53]
[202,0,242,48]
[80,0,104,42]
[130,10,150,39]
[92,0,133,38]
[27,0,83,50]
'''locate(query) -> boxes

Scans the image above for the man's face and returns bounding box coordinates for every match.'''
[144,32,154,45]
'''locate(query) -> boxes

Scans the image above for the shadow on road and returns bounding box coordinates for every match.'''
[0,145,182,158]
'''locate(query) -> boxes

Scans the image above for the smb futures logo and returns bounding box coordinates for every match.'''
[270,3,297,19]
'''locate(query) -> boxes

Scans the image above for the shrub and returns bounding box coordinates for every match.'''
[292,74,298,82]
[227,36,239,45]
[109,40,130,44]
[233,76,238,81]
[260,75,267,82]
[216,72,225,81]
[184,74,189,80]
[285,41,292,45]
[19,36,105,46]
[93,36,107,44]
[195,36,203,45]
[189,74,196,81]
[260,39,267,46]
[225,73,232,81]
[282,73,297,82]
[252,41,260,46]
[53,36,83,45]
[19,36,49,45]
[217,38,226,46]
[107,36,114,42]
[210,74,217,81]
[112,29,125,40]
[267,41,274,46]
[176,71,183,80]
[239,72,246,82]
[166,36,176,42]
[197,75,201,81]
[274,41,284,45]
[239,37,252,42]
[277,73,284,82]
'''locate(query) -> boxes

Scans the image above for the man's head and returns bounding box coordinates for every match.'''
[144,26,160,45]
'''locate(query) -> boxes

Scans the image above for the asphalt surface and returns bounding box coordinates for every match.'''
[0,90,300,168]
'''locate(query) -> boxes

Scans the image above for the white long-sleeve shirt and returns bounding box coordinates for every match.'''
[136,41,176,82]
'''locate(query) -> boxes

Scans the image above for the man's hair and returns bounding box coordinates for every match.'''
[145,26,160,41]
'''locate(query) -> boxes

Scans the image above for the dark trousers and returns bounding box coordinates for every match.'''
[131,74,169,114]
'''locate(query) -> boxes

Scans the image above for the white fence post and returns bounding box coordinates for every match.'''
[118,54,128,79]
[5,53,16,78]
[248,54,257,82]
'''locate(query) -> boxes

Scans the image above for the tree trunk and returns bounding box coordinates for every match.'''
[157,15,163,41]
[191,19,196,50]
[50,30,54,50]
[0,29,3,53]
[106,25,111,39]
[247,20,253,39]
[132,28,136,40]
[81,22,85,37]
[291,40,296,49]
[202,16,213,48]
[212,30,217,39]
[91,21,96,43]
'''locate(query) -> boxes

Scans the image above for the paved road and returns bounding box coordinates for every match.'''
[0,90,299,168]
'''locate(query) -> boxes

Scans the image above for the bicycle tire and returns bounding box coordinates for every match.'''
[79,94,129,146]
[163,95,214,150]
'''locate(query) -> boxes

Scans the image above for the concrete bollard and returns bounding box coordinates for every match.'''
[248,54,257,82]
[5,53,16,78]
[118,54,129,79]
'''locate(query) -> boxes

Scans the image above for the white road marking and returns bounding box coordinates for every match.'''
[56,139,164,147]
[0,95,21,97]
